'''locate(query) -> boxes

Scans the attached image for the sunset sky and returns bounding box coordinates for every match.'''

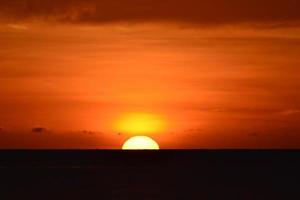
[0,0,299,149]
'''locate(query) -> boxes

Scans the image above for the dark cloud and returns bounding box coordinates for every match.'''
[81,130,103,135]
[184,128,204,133]
[81,130,94,135]
[0,130,114,149]
[250,132,259,137]
[0,0,299,25]
[31,127,48,133]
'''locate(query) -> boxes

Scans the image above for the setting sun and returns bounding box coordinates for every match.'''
[122,136,160,150]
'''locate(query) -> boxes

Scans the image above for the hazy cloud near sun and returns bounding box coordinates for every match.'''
[0,0,299,25]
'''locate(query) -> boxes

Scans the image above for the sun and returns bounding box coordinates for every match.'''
[122,136,160,150]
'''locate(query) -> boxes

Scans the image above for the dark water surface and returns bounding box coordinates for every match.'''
[0,150,299,199]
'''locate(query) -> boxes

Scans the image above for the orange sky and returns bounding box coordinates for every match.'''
[0,0,300,149]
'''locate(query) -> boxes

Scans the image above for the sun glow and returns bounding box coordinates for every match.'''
[116,113,165,134]
[122,136,160,150]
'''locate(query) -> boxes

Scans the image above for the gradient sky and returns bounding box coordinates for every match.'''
[0,0,300,149]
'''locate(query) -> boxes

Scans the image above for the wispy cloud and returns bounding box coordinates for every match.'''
[0,0,299,26]
[7,23,28,30]
[279,109,300,116]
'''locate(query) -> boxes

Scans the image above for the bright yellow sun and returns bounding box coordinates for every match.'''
[122,136,160,150]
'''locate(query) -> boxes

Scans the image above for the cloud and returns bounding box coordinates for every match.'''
[279,109,300,116]
[0,129,116,149]
[184,128,204,134]
[81,130,104,135]
[0,0,299,26]
[31,127,48,133]
[249,132,259,137]
[7,23,28,30]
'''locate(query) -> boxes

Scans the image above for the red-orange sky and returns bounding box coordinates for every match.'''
[0,0,300,149]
